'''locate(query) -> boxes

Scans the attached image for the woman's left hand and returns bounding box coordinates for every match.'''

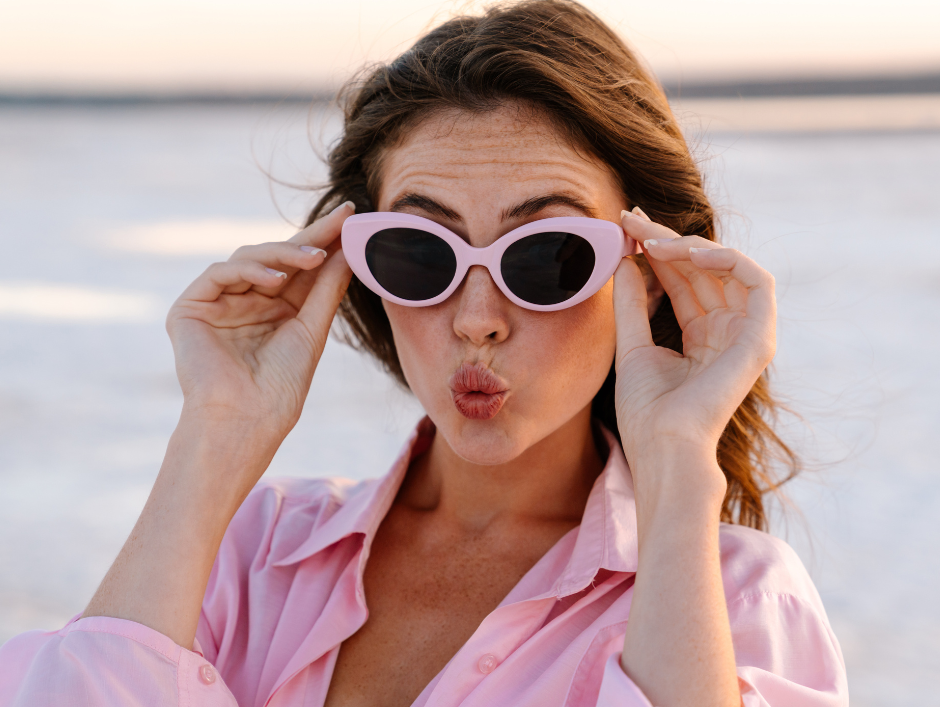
[612,209,777,498]
[612,210,773,707]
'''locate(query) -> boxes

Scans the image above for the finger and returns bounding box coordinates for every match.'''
[288,200,355,249]
[723,278,749,312]
[263,236,342,309]
[613,257,655,364]
[229,241,327,269]
[291,248,354,356]
[641,252,704,329]
[620,208,682,244]
[624,252,666,318]
[179,261,288,302]
[621,209,709,263]
[688,247,776,324]
[642,234,719,261]
[258,200,351,304]
[686,266,727,313]
[641,234,728,312]
[620,212,714,327]
[175,291,298,330]
[233,242,328,298]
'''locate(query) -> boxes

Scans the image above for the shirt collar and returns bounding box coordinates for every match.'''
[273,417,638,594]
[552,423,639,595]
[272,417,432,567]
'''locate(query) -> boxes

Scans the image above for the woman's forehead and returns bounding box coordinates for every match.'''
[376,106,618,213]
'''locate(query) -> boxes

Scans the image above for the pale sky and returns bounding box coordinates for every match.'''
[2,0,939,91]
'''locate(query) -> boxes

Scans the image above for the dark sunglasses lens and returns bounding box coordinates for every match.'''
[500,232,596,305]
[365,228,458,301]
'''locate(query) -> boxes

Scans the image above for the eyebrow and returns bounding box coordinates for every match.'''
[389,193,462,221]
[388,192,598,222]
[501,193,598,220]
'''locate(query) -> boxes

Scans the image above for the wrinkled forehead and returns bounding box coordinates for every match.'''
[375,105,616,212]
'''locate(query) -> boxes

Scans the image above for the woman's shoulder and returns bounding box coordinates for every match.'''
[717,523,827,615]
[246,475,370,514]
[218,475,377,568]
[716,524,846,688]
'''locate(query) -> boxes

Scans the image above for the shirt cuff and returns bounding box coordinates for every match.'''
[55,615,235,707]
[596,652,655,707]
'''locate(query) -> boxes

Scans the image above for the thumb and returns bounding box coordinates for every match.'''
[293,248,353,357]
[613,257,655,367]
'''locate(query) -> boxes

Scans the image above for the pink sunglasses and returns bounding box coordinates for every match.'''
[341,212,637,312]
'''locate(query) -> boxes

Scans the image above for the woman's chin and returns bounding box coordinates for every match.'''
[436,410,530,467]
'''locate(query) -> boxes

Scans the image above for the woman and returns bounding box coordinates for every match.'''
[0,2,847,706]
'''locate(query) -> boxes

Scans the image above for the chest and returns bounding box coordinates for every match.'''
[323,512,572,707]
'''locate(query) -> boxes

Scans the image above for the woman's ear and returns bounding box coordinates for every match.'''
[626,253,665,318]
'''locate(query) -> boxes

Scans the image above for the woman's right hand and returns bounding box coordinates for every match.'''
[167,201,354,445]
[82,203,354,647]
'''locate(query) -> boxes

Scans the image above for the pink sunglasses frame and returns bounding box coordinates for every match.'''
[341,212,638,312]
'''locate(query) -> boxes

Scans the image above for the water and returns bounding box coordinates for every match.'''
[0,103,938,706]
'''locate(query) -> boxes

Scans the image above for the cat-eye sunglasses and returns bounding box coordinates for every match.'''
[341,212,637,312]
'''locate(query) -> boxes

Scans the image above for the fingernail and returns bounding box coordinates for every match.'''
[300,246,327,256]
[689,247,704,254]
[331,200,356,215]
[644,239,658,248]
[632,206,649,219]
[620,209,633,219]
[265,267,287,278]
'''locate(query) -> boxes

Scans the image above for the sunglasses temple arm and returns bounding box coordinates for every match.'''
[621,236,639,258]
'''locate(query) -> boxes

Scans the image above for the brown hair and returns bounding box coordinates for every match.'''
[305,0,798,530]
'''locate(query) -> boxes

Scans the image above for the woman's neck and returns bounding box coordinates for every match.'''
[397,406,605,533]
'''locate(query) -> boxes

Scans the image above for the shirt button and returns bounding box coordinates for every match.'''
[477,653,498,674]
[198,664,216,685]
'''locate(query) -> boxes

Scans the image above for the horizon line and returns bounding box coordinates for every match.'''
[1,71,939,107]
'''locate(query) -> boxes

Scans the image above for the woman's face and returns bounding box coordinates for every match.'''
[376,105,628,466]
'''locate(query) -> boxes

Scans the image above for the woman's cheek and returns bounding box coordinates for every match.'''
[517,301,615,413]
[558,291,616,376]
[384,304,452,402]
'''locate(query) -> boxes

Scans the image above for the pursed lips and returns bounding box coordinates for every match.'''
[448,362,509,420]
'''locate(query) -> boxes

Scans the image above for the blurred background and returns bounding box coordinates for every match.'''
[1,1,938,705]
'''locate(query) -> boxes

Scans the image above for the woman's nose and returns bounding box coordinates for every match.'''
[452,265,511,346]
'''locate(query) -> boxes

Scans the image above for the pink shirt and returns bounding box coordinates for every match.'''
[0,419,848,706]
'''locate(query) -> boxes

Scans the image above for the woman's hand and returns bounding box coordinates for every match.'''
[613,208,773,707]
[167,202,354,443]
[613,208,776,495]
[83,203,353,648]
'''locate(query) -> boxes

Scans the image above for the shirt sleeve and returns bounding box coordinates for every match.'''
[730,591,848,706]
[595,652,654,707]
[0,614,237,707]
[594,590,848,707]
[0,479,315,706]
[0,479,306,707]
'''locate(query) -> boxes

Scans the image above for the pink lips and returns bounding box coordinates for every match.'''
[448,363,509,420]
